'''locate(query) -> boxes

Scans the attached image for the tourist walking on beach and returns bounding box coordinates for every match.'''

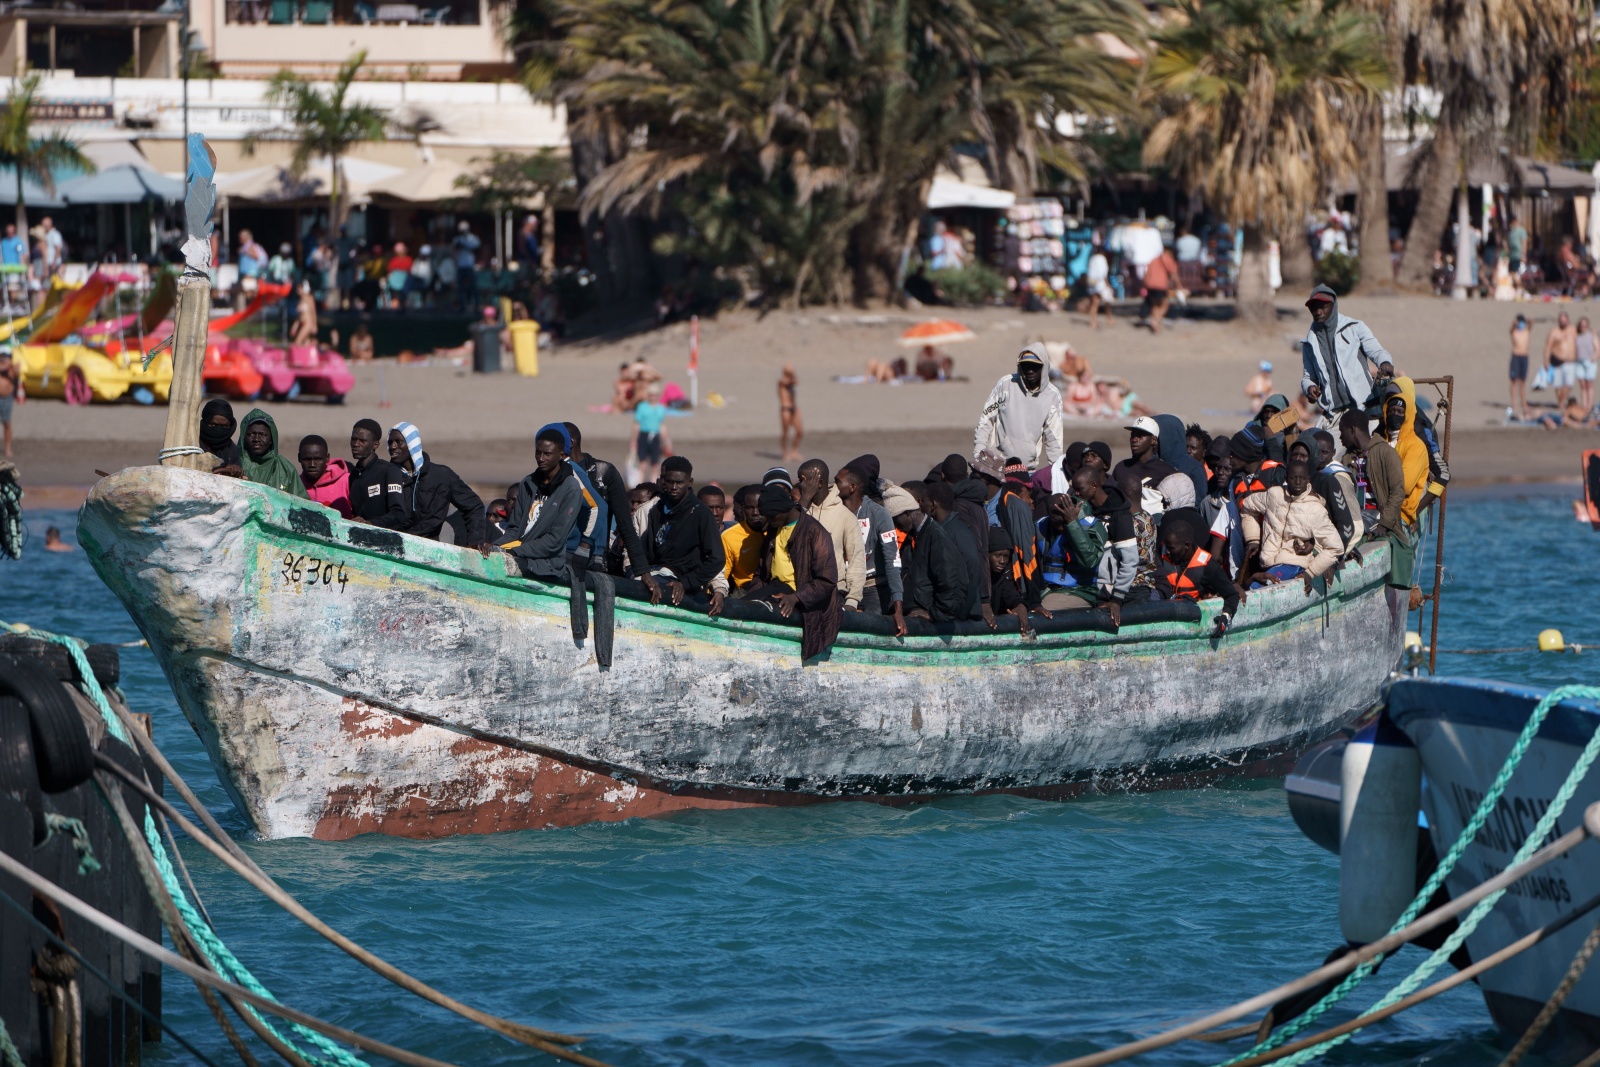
[1300,285,1394,426]
[1544,310,1577,411]
[1577,317,1597,414]
[778,364,803,463]
[0,347,20,458]
[1142,244,1179,335]
[973,343,1064,469]
[1509,314,1531,420]
[1084,238,1112,330]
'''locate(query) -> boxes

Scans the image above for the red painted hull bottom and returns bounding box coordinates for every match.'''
[310,700,1302,840]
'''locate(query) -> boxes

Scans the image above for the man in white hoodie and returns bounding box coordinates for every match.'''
[973,342,1064,470]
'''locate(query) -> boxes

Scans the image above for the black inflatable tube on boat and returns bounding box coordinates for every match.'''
[565,576,1201,637]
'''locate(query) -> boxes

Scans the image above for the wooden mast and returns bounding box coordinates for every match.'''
[159,133,216,471]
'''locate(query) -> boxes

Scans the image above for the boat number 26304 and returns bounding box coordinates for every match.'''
[280,553,350,593]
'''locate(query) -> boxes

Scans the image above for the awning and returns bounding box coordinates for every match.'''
[58,164,183,205]
[927,177,1016,211]
[0,169,65,209]
[366,159,470,204]
[216,157,405,207]
[1383,142,1598,196]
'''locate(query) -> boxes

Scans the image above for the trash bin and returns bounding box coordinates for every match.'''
[509,320,540,377]
[471,321,501,374]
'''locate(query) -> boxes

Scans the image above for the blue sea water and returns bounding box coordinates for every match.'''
[2,486,1597,1067]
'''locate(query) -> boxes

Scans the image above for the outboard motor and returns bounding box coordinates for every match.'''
[1340,714,1421,945]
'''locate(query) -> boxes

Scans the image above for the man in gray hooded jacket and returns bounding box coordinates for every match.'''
[1300,284,1395,425]
[973,342,1064,469]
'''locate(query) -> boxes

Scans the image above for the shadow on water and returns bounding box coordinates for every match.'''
[0,495,1587,1066]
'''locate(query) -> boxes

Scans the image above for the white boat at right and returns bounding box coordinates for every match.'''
[1287,676,1600,1062]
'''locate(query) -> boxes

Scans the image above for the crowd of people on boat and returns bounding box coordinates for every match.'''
[195,285,1445,666]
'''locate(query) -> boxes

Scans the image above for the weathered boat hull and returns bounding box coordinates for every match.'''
[79,467,1407,840]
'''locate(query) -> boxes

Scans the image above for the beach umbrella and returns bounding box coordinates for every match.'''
[898,319,975,347]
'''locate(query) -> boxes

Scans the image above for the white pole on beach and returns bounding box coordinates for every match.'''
[688,314,699,408]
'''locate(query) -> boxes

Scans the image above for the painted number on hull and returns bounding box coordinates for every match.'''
[281,553,349,593]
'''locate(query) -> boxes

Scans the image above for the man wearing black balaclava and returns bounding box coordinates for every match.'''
[199,399,241,472]
[1300,285,1395,426]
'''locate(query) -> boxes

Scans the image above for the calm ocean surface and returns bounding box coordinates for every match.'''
[2,486,1596,1067]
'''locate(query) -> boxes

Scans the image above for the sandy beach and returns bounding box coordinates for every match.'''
[6,292,1595,500]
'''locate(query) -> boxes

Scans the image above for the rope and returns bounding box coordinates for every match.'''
[2,619,366,1067]
[1224,683,1600,1067]
[0,1014,22,1067]
[1497,913,1600,1067]
[0,847,461,1067]
[0,885,226,1067]
[158,445,204,460]
[1437,645,1590,655]
[1227,889,1600,1067]
[41,813,102,875]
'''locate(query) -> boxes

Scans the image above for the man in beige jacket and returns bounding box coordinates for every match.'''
[798,458,866,611]
[1239,459,1344,594]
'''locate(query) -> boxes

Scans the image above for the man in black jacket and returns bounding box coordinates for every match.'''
[563,421,658,600]
[387,421,486,544]
[347,418,407,527]
[922,480,984,622]
[884,485,967,623]
[643,456,725,607]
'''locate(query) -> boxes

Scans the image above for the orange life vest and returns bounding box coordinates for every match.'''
[1161,547,1213,601]
[1232,460,1283,501]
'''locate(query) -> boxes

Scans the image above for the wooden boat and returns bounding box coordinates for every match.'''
[1286,678,1600,1062]
[79,465,1409,841]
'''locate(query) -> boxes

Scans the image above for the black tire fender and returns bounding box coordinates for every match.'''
[86,644,120,687]
[0,634,121,688]
[0,694,47,844]
[0,655,94,794]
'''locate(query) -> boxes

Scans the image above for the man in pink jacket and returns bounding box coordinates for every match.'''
[298,435,352,518]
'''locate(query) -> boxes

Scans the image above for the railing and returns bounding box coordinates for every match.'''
[224,0,477,24]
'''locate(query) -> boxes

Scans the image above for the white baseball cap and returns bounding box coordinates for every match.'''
[1125,416,1161,438]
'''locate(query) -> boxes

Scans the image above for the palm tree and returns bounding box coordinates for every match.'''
[242,51,387,230]
[1143,0,1389,323]
[519,0,1145,307]
[0,73,95,235]
[1390,0,1585,291]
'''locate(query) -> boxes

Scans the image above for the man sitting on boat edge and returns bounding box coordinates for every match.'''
[643,456,727,613]
[493,423,616,668]
[718,483,841,661]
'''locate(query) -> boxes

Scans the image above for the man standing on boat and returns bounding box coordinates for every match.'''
[644,456,727,612]
[1301,285,1394,426]
[973,343,1063,470]
[563,421,659,602]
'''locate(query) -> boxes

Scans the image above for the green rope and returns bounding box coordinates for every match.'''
[4,620,365,1067]
[1221,683,1600,1066]
[0,1013,23,1067]
[42,813,102,875]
